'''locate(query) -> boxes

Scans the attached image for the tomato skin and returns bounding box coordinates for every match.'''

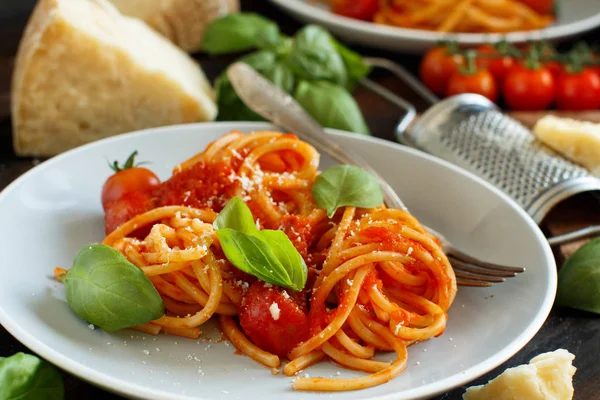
[104,191,153,235]
[332,0,379,21]
[555,69,600,110]
[517,0,554,14]
[447,69,498,102]
[420,47,464,96]
[101,168,160,211]
[239,282,309,357]
[503,65,555,111]
[475,45,515,85]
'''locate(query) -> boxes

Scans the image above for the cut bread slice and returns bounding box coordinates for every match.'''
[12,0,217,157]
[534,115,600,175]
[108,0,239,52]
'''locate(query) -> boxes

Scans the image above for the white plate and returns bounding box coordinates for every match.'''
[269,0,600,53]
[0,122,556,400]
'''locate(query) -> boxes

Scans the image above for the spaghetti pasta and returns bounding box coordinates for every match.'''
[83,131,458,391]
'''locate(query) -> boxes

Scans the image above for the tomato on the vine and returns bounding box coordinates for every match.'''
[447,69,498,102]
[555,68,600,110]
[101,151,160,210]
[517,0,554,14]
[475,44,515,85]
[503,64,555,110]
[332,0,379,21]
[419,46,464,96]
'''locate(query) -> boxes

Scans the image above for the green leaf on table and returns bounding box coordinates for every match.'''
[294,80,370,134]
[0,353,63,400]
[214,197,307,291]
[555,238,600,314]
[287,25,348,86]
[64,244,165,332]
[216,50,295,121]
[201,13,280,55]
[311,165,384,218]
[331,37,372,87]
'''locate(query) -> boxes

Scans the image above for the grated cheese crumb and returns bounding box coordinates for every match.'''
[336,371,341,376]
[143,350,150,355]
[347,279,354,287]
[407,247,413,256]
[303,373,310,378]
[88,324,95,330]
[264,283,273,288]
[269,302,281,320]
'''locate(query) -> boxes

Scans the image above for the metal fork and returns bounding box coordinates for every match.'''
[227,62,525,287]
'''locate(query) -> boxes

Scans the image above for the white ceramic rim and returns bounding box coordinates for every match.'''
[0,122,557,400]
[269,0,600,44]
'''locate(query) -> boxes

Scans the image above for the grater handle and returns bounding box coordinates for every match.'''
[547,226,600,247]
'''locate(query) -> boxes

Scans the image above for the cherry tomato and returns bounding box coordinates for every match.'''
[518,0,554,14]
[475,44,515,85]
[104,191,153,235]
[239,282,309,357]
[419,47,464,96]
[555,69,600,110]
[332,0,379,21]
[447,69,498,102]
[503,64,555,110]
[101,151,160,210]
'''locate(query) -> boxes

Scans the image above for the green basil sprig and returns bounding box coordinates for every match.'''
[312,165,384,218]
[201,13,280,55]
[204,13,371,134]
[0,353,63,400]
[555,238,600,314]
[214,197,307,291]
[64,244,165,332]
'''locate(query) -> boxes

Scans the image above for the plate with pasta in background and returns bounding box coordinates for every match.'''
[0,122,556,399]
[269,0,600,53]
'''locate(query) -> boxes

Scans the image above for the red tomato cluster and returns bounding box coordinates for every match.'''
[101,151,160,235]
[419,44,600,111]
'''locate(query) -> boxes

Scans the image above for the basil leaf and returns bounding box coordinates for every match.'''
[331,38,372,88]
[201,13,279,55]
[64,244,165,332]
[294,80,370,135]
[216,228,293,288]
[256,230,307,291]
[213,196,258,234]
[216,51,286,121]
[312,165,384,218]
[0,353,63,400]
[556,238,600,314]
[263,62,296,94]
[288,25,348,86]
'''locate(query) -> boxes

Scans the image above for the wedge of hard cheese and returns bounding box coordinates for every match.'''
[534,115,600,175]
[108,0,239,53]
[463,349,576,400]
[12,0,217,157]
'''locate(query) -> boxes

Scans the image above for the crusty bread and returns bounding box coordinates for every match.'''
[108,0,239,52]
[12,0,217,157]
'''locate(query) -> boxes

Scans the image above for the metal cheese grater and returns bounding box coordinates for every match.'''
[362,58,600,245]
[399,94,600,223]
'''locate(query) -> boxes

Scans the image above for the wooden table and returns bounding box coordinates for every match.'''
[1,1,599,399]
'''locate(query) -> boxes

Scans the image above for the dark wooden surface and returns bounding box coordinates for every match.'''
[1,1,599,399]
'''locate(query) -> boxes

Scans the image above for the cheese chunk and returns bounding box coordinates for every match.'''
[533,115,600,175]
[12,0,217,156]
[463,349,576,400]
[108,0,239,52]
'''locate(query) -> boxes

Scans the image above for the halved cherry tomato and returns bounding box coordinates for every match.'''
[419,46,464,96]
[101,151,160,210]
[503,64,555,110]
[447,69,498,103]
[476,44,515,85]
[104,191,153,235]
[517,0,554,14]
[555,68,600,110]
[239,282,309,357]
[332,0,379,21]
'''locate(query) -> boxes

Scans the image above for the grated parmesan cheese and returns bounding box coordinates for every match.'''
[269,302,281,321]
[407,247,413,256]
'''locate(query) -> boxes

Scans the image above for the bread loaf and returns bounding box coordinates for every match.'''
[108,0,239,52]
[12,0,217,157]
